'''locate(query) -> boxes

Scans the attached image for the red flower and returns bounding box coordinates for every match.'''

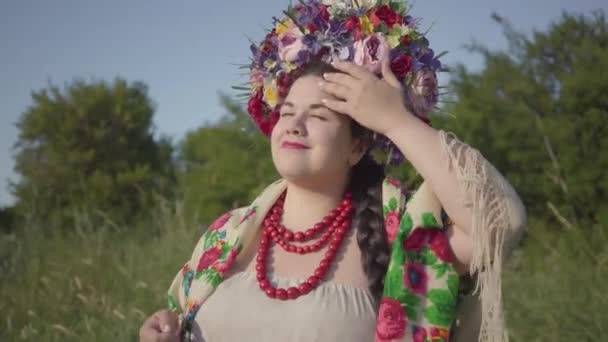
[209,211,232,231]
[387,177,401,188]
[430,327,449,341]
[344,16,361,32]
[196,247,222,273]
[391,54,413,80]
[401,35,412,46]
[247,90,264,120]
[375,297,407,341]
[404,228,455,263]
[370,5,402,28]
[413,325,428,342]
[306,22,318,33]
[429,230,455,263]
[404,262,428,296]
[385,211,400,243]
[214,248,238,274]
[403,227,428,252]
[319,5,330,22]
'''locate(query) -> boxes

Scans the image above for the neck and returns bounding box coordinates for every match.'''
[281,175,350,231]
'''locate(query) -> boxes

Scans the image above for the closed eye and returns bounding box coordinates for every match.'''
[280,112,294,117]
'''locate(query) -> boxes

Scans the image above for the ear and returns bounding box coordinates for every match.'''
[348,137,369,166]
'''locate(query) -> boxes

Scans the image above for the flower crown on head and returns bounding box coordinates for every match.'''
[242,0,445,165]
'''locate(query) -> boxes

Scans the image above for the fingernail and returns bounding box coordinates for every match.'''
[318,81,324,87]
[162,324,170,333]
[322,73,329,79]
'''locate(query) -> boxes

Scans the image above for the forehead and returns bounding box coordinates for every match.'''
[283,74,339,106]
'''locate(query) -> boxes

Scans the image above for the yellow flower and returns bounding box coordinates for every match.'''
[275,18,292,35]
[359,16,374,35]
[263,80,279,108]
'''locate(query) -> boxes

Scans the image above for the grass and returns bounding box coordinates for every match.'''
[1,201,605,341]
[0,200,200,342]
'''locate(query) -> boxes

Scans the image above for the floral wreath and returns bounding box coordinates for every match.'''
[242,0,445,165]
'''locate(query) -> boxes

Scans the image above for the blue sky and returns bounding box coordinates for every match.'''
[1,0,605,206]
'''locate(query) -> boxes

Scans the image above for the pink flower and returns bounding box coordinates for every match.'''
[354,33,390,74]
[214,248,238,274]
[249,68,264,89]
[209,211,232,231]
[385,211,400,243]
[406,68,438,119]
[278,24,305,63]
[404,262,428,296]
[375,297,407,341]
[413,325,428,342]
[196,247,222,273]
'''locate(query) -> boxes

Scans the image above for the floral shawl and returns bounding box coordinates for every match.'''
[167,130,527,342]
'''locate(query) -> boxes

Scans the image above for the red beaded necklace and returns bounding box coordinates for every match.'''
[255,191,354,300]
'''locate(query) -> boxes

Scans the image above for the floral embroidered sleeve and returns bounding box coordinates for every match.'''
[376,178,459,342]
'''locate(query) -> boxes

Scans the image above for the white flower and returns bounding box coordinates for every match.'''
[321,0,378,9]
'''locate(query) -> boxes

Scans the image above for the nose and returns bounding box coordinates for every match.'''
[286,114,306,136]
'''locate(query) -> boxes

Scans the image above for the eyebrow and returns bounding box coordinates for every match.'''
[281,101,327,110]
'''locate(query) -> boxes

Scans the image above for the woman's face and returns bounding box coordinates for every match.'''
[270,74,363,186]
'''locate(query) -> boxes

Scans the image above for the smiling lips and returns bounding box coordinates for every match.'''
[281,141,310,150]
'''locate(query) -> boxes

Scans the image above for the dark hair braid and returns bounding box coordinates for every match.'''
[350,154,391,300]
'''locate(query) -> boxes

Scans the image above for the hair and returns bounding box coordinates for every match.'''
[297,61,391,301]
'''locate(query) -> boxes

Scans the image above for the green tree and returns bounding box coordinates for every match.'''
[178,94,277,223]
[435,10,608,227]
[12,78,175,228]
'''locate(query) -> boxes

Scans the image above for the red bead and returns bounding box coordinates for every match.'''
[287,287,301,299]
[298,282,312,294]
[294,232,305,241]
[313,223,324,231]
[305,230,315,239]
[259,279,270,290]
[265,288,276,298]
[256,272,265,281]
[313,268,325,279]
[276,289,288,300]
[295,246,304,254]
[307,276,320,288]
[283,231,294,240]
[256,263,265,273]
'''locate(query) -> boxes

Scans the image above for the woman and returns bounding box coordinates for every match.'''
[140,1,526,341]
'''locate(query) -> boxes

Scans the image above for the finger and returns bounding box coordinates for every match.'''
[322,72,357,87]
[321,98,349,114]
[156,310,180,336]
[319,81,350,100]
[382,59,401,88]
[331,61,375,81]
